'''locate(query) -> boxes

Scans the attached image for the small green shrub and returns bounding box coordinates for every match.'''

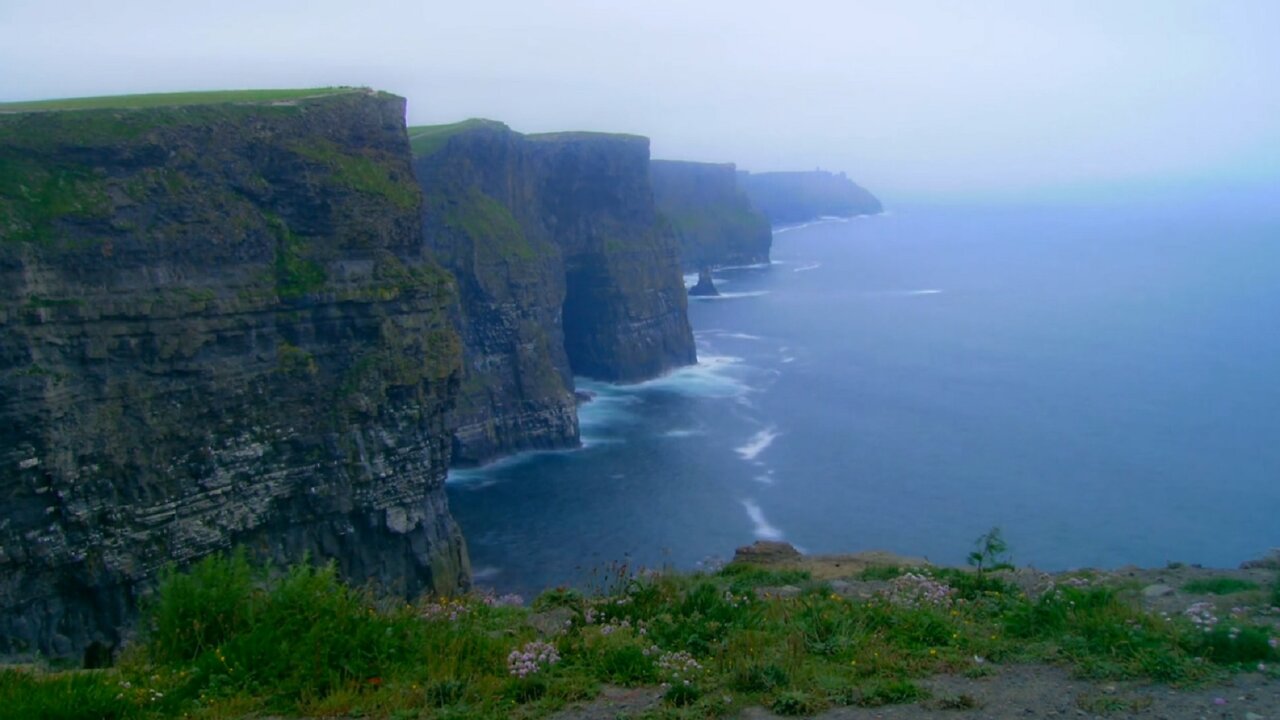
[1194,625,1276,664]
[729,662,790,692]
[857,565,906,581]
[503,676,547,703]
[771,690,823,715]
[144,549,256,663]
[595,643,657,685]
[1181,578,1259,595]
[857,678,927,706]
[967,527,1013,576]
[663,682,702,707]
[426,679,466,707]
[719,563,811,592]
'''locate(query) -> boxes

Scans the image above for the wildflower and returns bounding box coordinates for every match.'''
[883,573,955,608]
[507,641,560,678]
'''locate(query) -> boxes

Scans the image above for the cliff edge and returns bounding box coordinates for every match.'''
[0,89,469,660]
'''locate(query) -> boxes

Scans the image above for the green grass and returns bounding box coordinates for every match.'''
[0,87,361,113]
[290,139,419,211]
[1181,578,1260,595]
[407,119,508,157]
[8,554,1278,719]
[524,130,647,143]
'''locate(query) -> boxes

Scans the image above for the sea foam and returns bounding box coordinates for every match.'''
[736,427,779,461]
[741,499,783,540]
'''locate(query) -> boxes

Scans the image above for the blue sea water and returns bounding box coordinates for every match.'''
[447,197,1280,596]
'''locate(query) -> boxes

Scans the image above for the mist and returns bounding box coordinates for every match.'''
[3,0,1277,202]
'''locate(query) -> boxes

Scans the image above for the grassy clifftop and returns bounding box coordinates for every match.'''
[5,545,1277,719]
[0,87,367,112]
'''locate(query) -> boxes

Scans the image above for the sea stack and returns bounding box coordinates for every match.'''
[689,267,721,297]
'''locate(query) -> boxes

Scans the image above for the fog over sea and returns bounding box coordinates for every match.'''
[448,194,1280,596]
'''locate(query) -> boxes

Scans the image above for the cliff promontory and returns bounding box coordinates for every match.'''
[410,121,696,463]
[650,159,772,269]
[410,120,578,466]
[738,169,882,224]
[0,89,469,660]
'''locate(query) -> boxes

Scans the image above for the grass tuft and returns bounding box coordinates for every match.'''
[1181,577,1260,595]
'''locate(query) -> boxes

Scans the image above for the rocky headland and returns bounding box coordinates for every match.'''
[738,169,883,225]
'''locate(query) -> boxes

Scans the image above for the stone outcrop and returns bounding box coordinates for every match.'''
[0,90,469,660]
[737,170,882,224]
[410,122,696,462]
[650,159,771,269]
[688,267,720,297]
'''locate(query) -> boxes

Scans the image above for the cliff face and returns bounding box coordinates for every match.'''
[528,133,695,382]
[411,121,578,466]
[0,90,469,660]
[650,160,771,269]
[737,170,882,224]
[410,124,695,464]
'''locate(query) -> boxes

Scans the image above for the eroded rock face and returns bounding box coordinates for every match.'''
[411,124,696,463]
[528,133,696,382]
[650,160,771,270]
[412,122,579,466]
[0,91,469,660]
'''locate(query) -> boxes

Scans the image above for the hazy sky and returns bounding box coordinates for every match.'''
[3,1,1277,201]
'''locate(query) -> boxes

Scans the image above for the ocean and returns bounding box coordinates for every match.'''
[447,198,1280,597]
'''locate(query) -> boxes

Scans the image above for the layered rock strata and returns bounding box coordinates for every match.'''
[0,90,469,660]
[410,122,695,462]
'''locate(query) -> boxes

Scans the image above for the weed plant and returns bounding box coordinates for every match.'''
[7,547,1279,719]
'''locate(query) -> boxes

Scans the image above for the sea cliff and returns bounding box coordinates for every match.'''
[410,121,696,463]
[738,169,882,224]
[0,89,469,659]
[650,159,772,269]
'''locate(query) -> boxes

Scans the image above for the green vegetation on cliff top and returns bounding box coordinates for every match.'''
[407,119,509,157]
[0,87,364,112]
[5,545,1277,719]
[526,130,648,143]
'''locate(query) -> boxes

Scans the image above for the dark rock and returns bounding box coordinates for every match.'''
[688,267,720,297]
[1241,548,1280,570]
[412,121,579,466]
[650,159,771,270]
[410,122,697,463]
[527,132,696,382]
[738,169,882,224]
[733,541,803,564]
[0,90,469,660]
